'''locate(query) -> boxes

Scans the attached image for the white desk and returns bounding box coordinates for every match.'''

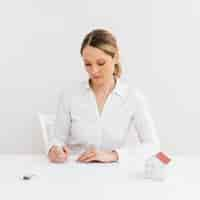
[0,154,199,200]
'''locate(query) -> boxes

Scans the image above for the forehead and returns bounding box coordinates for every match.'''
[82,45,112,62]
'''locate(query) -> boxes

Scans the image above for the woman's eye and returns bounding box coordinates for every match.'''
[85,64,91,67]
[98,62,105,66]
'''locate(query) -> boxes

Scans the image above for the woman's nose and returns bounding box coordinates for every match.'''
[91,66,99,74]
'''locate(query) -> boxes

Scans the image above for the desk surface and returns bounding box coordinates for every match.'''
[0,154,200,200]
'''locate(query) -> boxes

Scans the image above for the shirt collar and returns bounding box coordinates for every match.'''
[84,77,128,99]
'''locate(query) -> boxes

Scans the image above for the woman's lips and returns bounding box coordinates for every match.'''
[93,75,101,79]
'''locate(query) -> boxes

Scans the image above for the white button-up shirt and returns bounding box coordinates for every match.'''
[48,77,160,161]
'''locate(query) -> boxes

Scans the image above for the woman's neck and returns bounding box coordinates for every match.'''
[90,77,116,94]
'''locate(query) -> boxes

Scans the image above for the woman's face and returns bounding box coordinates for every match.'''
[82,45,117,85]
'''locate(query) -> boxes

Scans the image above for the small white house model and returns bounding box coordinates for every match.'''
[144,152,171,181]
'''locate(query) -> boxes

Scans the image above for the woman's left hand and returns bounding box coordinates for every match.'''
[76,148,119,163]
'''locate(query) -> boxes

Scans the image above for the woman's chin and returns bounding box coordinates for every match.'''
[91,77,104,85]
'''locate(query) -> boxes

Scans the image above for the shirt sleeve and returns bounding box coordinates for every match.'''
[115,89,161,162]
[47,89,71,155]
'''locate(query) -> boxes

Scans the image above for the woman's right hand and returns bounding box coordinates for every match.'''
[48,145,69,163]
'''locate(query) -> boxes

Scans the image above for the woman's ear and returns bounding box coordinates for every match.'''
[114,51,120,64]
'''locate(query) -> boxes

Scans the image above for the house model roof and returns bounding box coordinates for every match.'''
[155,152,171,164]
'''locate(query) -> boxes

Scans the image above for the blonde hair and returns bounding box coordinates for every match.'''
[80,29,122,78]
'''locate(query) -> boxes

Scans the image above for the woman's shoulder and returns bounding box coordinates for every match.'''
[119,78,149,104]
[118,78,144,97]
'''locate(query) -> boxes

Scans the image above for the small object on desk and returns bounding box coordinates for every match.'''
[20,173,38,181]
[144,152,172,181]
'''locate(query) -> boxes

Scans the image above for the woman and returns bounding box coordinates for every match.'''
[48,29,160,163]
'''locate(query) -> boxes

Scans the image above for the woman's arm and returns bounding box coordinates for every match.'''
[115,89,161,162]
[47,89,71,155]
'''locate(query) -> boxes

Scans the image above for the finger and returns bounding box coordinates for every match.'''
[78,154,95,162]
[76,148,93,160]
[52,146,62,155]
[55,146,63,152]
[82,155,97,162]
[54,153,67,163]
[54,157,66,163]
[57,152,66,160]
[76,150,87,160]
[55,146,65,155]
[49,153,64,163]
[77,151,93,161]
[77,151,96,161]
[51,146,58,154]
[50,148,60,159]
[48,149,66,163]
[54,150,66,161]
[63,146,69,155]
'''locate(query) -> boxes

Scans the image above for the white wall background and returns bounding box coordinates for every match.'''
[0,0,199,155]
[152,0,200,155]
